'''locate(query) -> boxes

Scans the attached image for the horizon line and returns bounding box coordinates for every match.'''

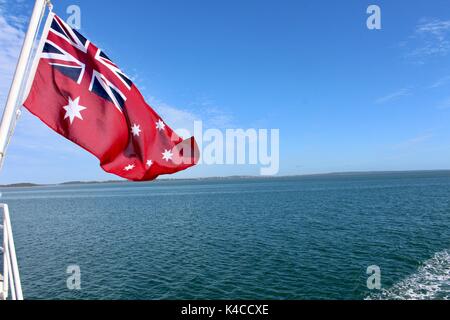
[2,169,450,188]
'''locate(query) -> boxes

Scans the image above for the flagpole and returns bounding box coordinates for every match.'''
[0,0,51,169]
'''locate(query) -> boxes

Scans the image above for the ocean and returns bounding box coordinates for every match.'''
[1,171,450,300]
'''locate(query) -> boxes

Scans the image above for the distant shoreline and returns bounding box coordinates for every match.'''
[1,169,450,189]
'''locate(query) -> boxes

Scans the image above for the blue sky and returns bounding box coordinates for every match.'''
[1,0,450,183]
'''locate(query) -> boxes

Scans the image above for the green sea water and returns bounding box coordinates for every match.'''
[2,171,450,300]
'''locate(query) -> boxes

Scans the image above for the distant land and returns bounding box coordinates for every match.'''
[1,170,450,189]
[1,183,42,188]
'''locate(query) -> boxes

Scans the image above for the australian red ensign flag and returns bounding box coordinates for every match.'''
[24,13,199,181]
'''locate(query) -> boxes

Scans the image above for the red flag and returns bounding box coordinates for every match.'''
[24,13,199,181]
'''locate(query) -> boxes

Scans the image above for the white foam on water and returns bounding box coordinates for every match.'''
[368,249,450,300]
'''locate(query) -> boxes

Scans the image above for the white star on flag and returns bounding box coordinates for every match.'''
[156,119,166,131]
[146,160,153,168]
[131,124,141,137]
[162,149,173,162]
[124,164,135,171]
[63,96,86,124]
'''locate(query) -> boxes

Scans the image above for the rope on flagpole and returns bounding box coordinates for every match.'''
[45,0,53,10]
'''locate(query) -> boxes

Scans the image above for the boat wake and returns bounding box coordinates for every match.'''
[368,249,450,300]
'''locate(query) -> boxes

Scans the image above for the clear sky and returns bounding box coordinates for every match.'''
[1,0,450,184]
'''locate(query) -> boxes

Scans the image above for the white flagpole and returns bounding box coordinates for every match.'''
[0,0,51,169]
